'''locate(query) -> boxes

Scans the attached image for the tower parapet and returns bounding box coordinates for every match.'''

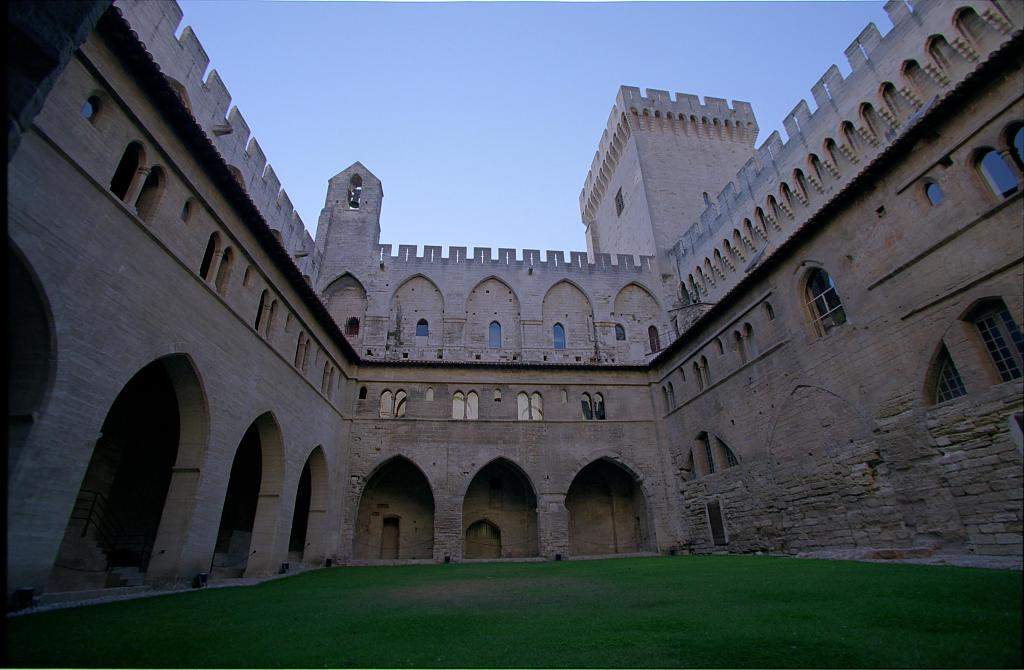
[378,244,655,275]
[113,0,319,280]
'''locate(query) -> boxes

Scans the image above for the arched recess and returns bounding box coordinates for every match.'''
[323,273,367,341]
[391,274,444,348]
[212,411,284,579]
[542,280,594,354]
[465,277,521,351]
[353,456,435,560]
[288,446,329,565]
[565,458,655,556]
[612,283,662,355]
[462,458,538,559]
[8,245,57,473]
[48,354,209,592]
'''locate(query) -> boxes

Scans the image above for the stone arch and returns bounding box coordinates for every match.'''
[390,273,444,349]
[565,456,655,556]
[323,273,367,341]
[465,276,521,352]
[612,282,662,355]
[461,457,539,559]
[212,411,285,579]
[8,244,57,472]
[288,445,329,566]
[541,280,595,354]
[353,455,435,560]
[48,353,209,591]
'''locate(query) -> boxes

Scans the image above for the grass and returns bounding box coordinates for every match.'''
[5,556,1022,668]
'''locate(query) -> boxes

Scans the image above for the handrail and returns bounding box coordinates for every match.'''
[69,489,156,572]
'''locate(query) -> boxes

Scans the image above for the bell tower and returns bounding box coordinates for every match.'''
[314,162,383,292]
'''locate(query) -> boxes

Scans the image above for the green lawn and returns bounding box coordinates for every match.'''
[6,556,1022,668]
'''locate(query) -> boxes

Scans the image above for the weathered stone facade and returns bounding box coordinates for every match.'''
[6,0,1023,599]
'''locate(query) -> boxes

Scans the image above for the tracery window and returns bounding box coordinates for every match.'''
[517,392,543,421]
[452,391,478,420]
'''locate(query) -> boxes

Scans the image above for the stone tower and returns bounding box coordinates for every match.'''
[314,161,383,291]
[579,87,759,279]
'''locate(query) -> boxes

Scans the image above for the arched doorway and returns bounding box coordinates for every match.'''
[212,412,284,578]
[565,459,653,556]
[8,247,55,472]
[48,354,206,592]
[462,459,538,559]
[288,446,328,565]
[353,457,434,560]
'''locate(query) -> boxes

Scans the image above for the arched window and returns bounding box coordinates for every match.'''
[977,149,1019,199]
[560,389,568,404]
[295,332,306,367]
[553,323,566,350]
[254,289,269,330]
[493,388,501,402]
[321,362,331,393]
[805,268,847,336]
[722,439,739,468]
[880,82,902,119]
[394,390,407,418]
[425,387,434,402]
[180,199,194,224]
[416,319,429,337]
[933,346,967,403]
[1011,125,1024,171]
[264,300,278,337]
[969,300,1023,382]
[345,317,360,337]
[648,325,661,353]
[453,391,466,419]
[110,142,144,201]
[764,302,775,320]
[667,383,675,408]
[358,385,367,400]
[530,392,543,421]
[702,191,711,207]
[214,247,234,295]
[199,232,219,280]
[743,322,756,357]
[348,174,363,209]
[840,121,858,155]
[693,362,703,392]
[700,356,710,387]
[488,321,502,348]
[81,95,101,122]
[715,338,724,356]
[703,435,716,475]
[517,392,542,420]
[582,392,593,420]
[466,391,479,419]
[134,166,165,221]
[594,393,605,420]
[379,390,394,418]
[925,181,944,205]
[824,138,840,169]
[517,392,530,420]
[734,330,747,364]
[615,324,626,341]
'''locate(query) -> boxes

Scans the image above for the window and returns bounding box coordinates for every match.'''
[488,321,502,348]
[295,333,306,367]
[614,188,624,216]
[493,388,501,402]
[452,391,478,419]
[467,391,479,419]
[703,438,716,474]
[582,393,593,420]
[416,319,429,337]
[379,390,394,418]
[348,174,363,209]
[743,323,756,357]
[517,392,542,420]
[693,362,703,392]
[358,385,367,400]
[706,501,727,546]
[81,95,100,122]
[453,391,465,419]
[425,387,434,402]
[530,392,543,420]
[560,389,568,404]
[700,356,711,387]
[615,324,626,341]
[199,232,219,280]
[934,347,967,403]
[110,142,144,201]
[667,383,675,408]
[764,302,775,320]
[734,330,747,364]
[702,191,711,207]
[394,390,407,418]
[648,326,661,353]
[977,149,1019,199]
[715,338,724,356]
[134,167,165,221]
[345,317,360,337]
[972,303,1023,381]
[1013,126,1024,170]
[263,300,277,337]
[254,290,269,330]
[553,323,566,350]
[805,268,847,336]
[180,199,194,223]
[925,181,944,205]
[214,247,234,295]
[594,393,605,420]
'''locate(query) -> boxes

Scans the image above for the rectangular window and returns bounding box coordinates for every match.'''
[614,188,625,216]
[706,501,727,546]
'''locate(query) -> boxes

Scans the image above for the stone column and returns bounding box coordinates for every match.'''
[537,493,568,559]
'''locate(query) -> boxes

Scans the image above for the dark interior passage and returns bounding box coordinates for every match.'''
[462,459,538,559]
[213,424,262,576]
[566,459,653,556]
[353,458,434,560]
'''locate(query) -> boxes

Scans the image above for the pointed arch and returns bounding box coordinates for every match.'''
[288,445,330,565]
[323,273,367,341]
[460,457,539,559]
[565,455,656,556]
[542,279,595,353]
[391,273,445,348]
[466,276,521,351]
[613,282,662,355]
[353,455,436,560]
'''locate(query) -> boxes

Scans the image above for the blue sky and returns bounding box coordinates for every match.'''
[177,1,890,253]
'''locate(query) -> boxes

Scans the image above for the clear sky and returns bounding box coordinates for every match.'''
[177,1,890,253]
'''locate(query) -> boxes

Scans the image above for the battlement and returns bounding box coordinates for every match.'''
[580,86,759,223]
[112,0,318,278]
[378,244,656,274]
[670,0,1021,301]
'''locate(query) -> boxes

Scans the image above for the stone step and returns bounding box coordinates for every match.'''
[37,584,152,607]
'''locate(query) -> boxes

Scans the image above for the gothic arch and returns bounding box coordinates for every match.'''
[465,276,522,351]
[323,273,367,339]
[288,445,330,565]
[460,457,539,559]
[541,280,595,352]
[352,455,436,560]
[565,454,656,556]
[612,282,663,354]
[390,273,445,348]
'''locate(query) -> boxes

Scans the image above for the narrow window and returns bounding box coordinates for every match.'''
[517,392,530,421]
[702,191,711,207]
[214,247,234,295]
[416,319,429,337]
[199,232,219,280]
[453,391,466,419]
[925,182,944,205]
[582,393,593,420]
[425,387,434,402]
[358,385,367,400]
[594,393,605,420]
[321,362,330,393]
[934,347,967,403]
[488,321,501,348]
[134,166,165,221]
[81,95,101,122]
[977,149,1019,199]
[560,389,568,404]
[110,142,144,201]
[972,303,1023,381]
[615,324,626,341]
[614,188,624,216]
[254,290,268,330]
[734,330,747,364]
[295,332,306,367]
[466,391,479,420]
[805,268,847,336]
[693,362,704,392]
[530,392,543,421]
[764,302,775,320]
[704,437,716,474]
[715,338,724,356]
[348,174,363,209]
[720,437,739,468]
[667,383,675,408]
[648,325,661,353]
[553,323,566,350]
[661,387,670,413]
[493,388,501,402]
[743,323,756,357]
[346,317,360,337]
[394,390,407,418]
[706,501,727,546]
[700,356,711,387]
[264,300,277,337]
[380,390,394,418]
[180,199,194,223]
